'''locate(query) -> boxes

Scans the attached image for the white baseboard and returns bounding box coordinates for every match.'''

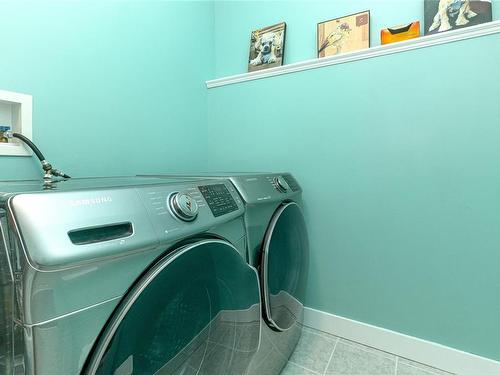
[303,307,500,375]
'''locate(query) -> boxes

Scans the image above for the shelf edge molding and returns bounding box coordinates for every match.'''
[206,20,500,89]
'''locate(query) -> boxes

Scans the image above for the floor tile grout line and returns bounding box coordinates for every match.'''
[304,326,341,342]
[323,337,339,375]
[400,360,455,375]
[303,325,400,361]
[228,321,237,373]
[287,361,324,375]
[337,337,396,360]
[303,326,339,341]
[266,332,287,358]
[301,326,454,375]
[255,348,273,371]
[206,340,256,353]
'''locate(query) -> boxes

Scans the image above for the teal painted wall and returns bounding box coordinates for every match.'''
[0,1,214,180]
[3,0,500,363]
[208,2,500,360]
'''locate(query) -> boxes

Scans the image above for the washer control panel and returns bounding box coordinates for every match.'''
[137,179,244,245]
[198,183,239,217]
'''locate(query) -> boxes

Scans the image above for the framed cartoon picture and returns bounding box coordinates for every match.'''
[424,0,492,35]
[248,22,286,72]
[317,11,370,58]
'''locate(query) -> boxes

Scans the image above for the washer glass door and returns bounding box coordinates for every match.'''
[261,202,309,331]
[84,239,261,375]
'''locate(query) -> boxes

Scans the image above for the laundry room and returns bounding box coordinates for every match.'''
[0,1,499,375]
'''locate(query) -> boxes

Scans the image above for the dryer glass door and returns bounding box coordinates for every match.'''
[261,202,309,331]
[84,239,261,375]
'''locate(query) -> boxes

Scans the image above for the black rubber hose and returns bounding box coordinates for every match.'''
[11,133,71,178]
[12,132,45,161]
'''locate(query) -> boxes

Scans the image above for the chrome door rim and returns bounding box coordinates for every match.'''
[261,201,304,332]
[84,238,260,375]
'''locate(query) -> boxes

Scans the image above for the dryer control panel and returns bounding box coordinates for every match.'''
[228,173,302,205]
[198,183,238,217]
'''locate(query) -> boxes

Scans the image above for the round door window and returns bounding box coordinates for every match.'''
[84,239,261,375]
[261,202,309,331]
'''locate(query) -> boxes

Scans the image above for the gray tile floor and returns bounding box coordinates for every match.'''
[281,327,454,375]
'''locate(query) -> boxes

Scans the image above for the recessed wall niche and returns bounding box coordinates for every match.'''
[0,90,33,156]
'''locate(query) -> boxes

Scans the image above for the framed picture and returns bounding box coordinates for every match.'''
[248,22,286,72]
[424,0,492,35]
[317,10,370,58]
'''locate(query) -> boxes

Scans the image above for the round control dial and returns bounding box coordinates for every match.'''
[274,176,290,193]
[169,192,199,221]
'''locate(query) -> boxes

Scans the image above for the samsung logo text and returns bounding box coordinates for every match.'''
[70,196,113,207]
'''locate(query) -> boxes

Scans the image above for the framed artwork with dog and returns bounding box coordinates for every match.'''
[424,0,492,35]
[317,10,370,58]
[248,22,286,72]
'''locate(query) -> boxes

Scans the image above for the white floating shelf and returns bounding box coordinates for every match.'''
[0,90,33,156]
[206,20,500,89]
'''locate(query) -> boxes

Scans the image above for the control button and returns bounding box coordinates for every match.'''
[274,176,290,193]
[169,192,199,221]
